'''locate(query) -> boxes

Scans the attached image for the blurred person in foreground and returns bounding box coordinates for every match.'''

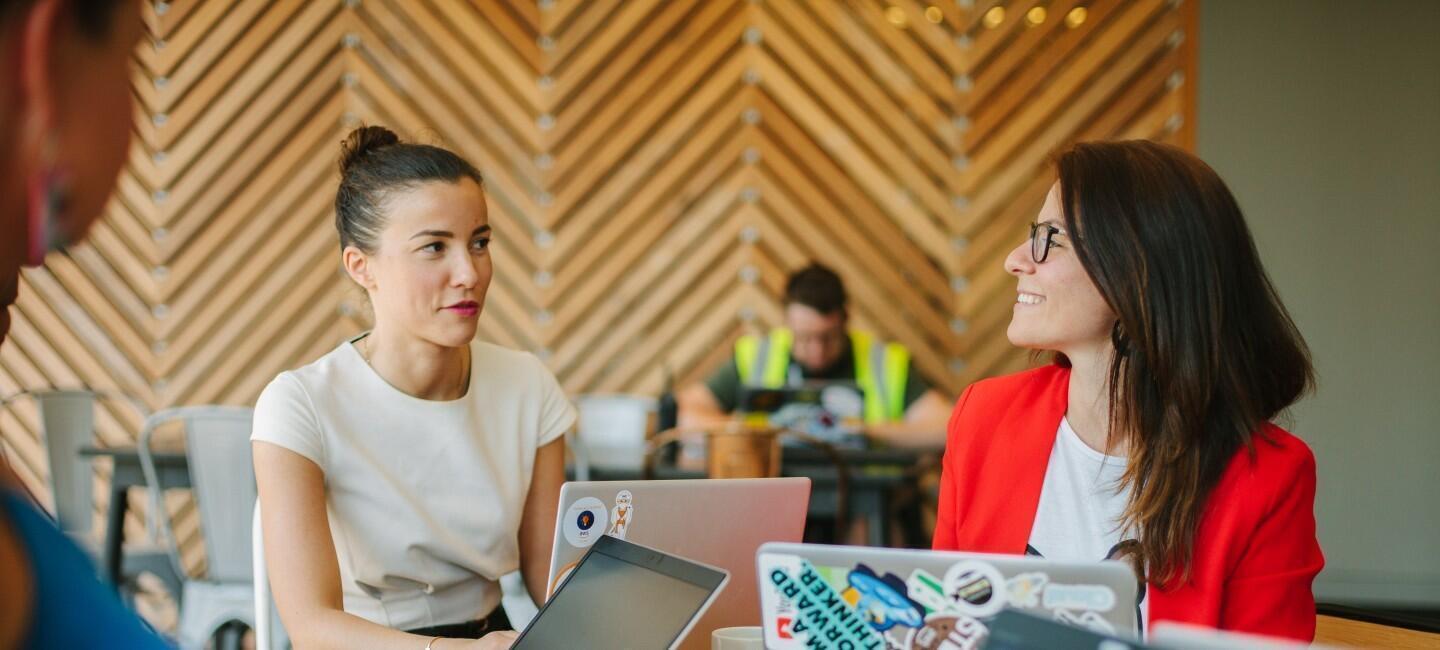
[0,1,170,647]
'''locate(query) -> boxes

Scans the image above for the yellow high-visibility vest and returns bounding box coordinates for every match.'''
[734,328,909,424]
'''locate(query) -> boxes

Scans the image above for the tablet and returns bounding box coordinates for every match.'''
[515,534,729,650]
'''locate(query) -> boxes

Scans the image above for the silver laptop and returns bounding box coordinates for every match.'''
[757,542,1140,649]
[548,478,810,648]
[515,534,728,650]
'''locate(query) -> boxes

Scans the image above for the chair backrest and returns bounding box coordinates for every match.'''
[574,394,656,472]
[141,406,255,583]
[253,500,290,650]
[28,390,99,536]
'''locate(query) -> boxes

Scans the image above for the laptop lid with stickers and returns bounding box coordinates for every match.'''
[547,478,810,649]
[515,534,728,650]
[756,542,1139,650]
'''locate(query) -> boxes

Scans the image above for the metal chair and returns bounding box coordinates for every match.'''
[251,501,290,650]
[138,406,256,650]
[573,394,657,477]
[0,389,181,605]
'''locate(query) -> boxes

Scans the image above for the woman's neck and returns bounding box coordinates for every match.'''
[361,327,470,401]
[1064,342,1126,457]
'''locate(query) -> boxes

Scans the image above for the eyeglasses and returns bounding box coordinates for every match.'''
[1028,222,1062,264]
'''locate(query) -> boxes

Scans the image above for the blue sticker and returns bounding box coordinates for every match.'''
[847,564,926,631]
[577,510,595,531]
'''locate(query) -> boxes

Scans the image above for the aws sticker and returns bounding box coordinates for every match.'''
[562,496,608,548]
[1042,584,1116,612]
[607,489,635,540]
[1006,572,1049,609]
[942,560,1007,619]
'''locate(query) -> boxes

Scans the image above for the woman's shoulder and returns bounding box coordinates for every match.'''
[255,342,357,415]
[1243,423,1317,479]
[960,364,1069,406]
[266,340,356,389]
[1212,422,1318,514]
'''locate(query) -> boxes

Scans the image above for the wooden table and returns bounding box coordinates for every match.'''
[78,445,189,587]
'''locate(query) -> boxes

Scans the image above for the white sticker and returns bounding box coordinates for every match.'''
[942,560,1007,619]
[1054,608,1116,636]
[1006,571,1049,609]
[1042,584,1116,612]
[607,489,634,540]
[562,496,608,548]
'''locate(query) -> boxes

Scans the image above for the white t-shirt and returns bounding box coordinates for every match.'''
[251,336,575,630]
[1026,417,1131,562]
[1027,417,1145,630]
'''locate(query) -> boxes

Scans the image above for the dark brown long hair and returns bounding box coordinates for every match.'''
[1055,140,1313,585]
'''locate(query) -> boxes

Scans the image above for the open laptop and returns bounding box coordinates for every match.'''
[548,478,810,648]
[515,534,728,650]
[757,543,1140,649]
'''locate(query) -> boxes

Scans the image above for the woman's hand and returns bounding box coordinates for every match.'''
[460,630,518,649]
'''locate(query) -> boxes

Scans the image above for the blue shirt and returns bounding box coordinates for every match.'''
[2,490,171,648]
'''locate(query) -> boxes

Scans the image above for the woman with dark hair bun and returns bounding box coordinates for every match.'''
[252,125,571,649]
[934,140,1323,641]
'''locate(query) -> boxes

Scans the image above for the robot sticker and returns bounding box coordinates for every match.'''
[607,489,634,540]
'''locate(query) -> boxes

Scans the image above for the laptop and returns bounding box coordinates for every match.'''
[738,381,866,419]
[739,382,868,445]
[548,478,810,648]
[514,534,728,650]
[756,543,1140,649]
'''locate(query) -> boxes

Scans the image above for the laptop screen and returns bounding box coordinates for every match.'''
[516,535,727,650]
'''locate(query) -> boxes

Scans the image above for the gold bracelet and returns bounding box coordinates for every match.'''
[424,636,442,650]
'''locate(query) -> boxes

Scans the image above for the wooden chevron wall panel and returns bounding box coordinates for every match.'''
[0,0,1194,576]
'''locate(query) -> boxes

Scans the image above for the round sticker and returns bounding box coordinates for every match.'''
[562,496,609,548]
[942,560,1007,618]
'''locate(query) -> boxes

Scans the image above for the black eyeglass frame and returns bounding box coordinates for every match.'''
[1029,222,1062,264]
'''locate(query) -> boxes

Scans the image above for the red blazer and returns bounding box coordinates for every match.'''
[933,365,1323,641]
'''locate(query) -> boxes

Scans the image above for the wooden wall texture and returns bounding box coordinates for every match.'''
[0,0,1195,572]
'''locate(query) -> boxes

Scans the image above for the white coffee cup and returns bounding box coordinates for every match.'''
[712,625,764,650]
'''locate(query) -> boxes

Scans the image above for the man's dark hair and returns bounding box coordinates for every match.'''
[0,1,125,39]
[784,263,847,315]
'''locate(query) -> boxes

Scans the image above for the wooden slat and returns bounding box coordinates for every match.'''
[0,0,1196,608]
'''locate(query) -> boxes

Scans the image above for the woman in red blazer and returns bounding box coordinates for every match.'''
[934,141,1323,641]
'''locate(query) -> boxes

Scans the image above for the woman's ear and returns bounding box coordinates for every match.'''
[342,245,376,292]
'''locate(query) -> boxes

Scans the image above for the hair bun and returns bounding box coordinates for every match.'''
[339,125,400,174]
